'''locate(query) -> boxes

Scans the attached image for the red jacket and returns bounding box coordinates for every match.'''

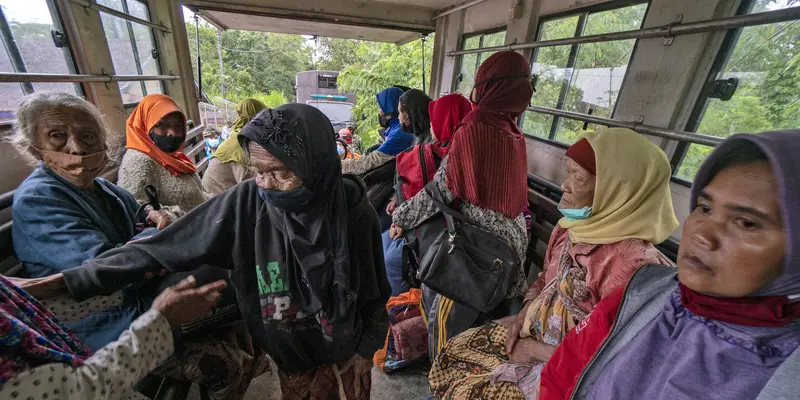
[539,287,626,400]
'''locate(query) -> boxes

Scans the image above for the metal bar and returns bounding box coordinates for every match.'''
[121,0,148,96]
[449,6,800,56]
[526,105,723,147]
[69,0,170,33]
[0,190,13,211]
[549,14,586,140]
[197,157,210,174]
[185,125,205,143]
[435,0,491,19]
[0,8,34,94]
[0,72,178,83]
[184,141,206,160]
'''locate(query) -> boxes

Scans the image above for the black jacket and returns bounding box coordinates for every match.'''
[63,176,390,373]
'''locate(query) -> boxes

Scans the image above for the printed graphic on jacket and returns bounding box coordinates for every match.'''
[256,262,333,339]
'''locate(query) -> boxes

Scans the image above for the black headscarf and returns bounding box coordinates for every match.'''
[238,104,354,324]
[399,89,433,145]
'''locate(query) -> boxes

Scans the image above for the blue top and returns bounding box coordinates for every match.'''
[12,165,150,350]
[376,87,413,156]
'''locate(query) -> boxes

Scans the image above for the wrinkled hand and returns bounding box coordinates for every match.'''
[151,275,227,329]
[389,224,405,240]
[146,208,174,230]
[508,338,541,364]
[386,197,399,215]
[505,314,525,354]
[8,274,66,299]
[351,354,373,398]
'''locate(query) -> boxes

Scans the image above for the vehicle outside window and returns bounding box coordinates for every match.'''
[307,100,354,132]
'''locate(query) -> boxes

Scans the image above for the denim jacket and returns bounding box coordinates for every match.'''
[12,165,149,350]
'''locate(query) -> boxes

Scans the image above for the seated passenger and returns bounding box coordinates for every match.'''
[383,93,471,296]
[10,92,179,347]
[9,92,267,400]
[389,51,534,359]
[428,127,678,399]
[203,98,267,195]
[47,104,390,399]
[118,94,210,212]
[341,87,412,175]
[398,89,433,145]
[540,130,800,400]
[0,274,226,399]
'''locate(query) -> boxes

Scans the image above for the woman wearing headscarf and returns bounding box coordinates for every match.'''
[428,128,678,399]
[341,87,413,175]
[398,89,433,145]
[540,130,800,400]
[42,104,390,399]
[203,98,267,195]
[118,94,209,213]
[383,94,472,296]
[0,274,227,400]
[389,51,534,360]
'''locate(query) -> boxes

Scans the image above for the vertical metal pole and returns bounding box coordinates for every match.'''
[0,7,34,94]
[194,14,202,96]
[421,36,426,94]
[121,0,147,97]
[216,29,225,98]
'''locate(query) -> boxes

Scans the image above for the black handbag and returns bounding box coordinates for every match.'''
[415,182,519,313]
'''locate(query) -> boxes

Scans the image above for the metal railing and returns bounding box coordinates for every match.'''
[435,0,492,19]
[0,72,178,83]
[449,6,800,56]
[70,0,170,33]
[526,105,723,147]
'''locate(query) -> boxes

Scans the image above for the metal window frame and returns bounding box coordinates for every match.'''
[69,0,169,33]
[669,0,761,182]
[454,27,507,93]
[523,1,649,143]
[0,0,85,97]
[0,72,178,83]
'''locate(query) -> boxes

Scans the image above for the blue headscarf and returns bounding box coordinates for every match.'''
[376,87,413,156]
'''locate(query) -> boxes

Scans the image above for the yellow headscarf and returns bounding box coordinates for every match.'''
[558,128,679,245]
[213,98,267,164]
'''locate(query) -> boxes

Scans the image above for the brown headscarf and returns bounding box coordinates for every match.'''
[445,51,532,217]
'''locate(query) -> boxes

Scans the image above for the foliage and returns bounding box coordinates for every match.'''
[186,22,312,102]
[251,90,289,109]
[333,38,434,147]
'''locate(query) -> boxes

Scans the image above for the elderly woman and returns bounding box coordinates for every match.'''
[10,92,266,400]
[540,130,800,400]
[202,98,267,195]
[118,94,209,213]
[42,104,390,399]
[0,274,226,400]
[390,52,535,359]
[10,92,179,348]
[428,128,678,399]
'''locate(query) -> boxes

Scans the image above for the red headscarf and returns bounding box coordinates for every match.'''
[428,93,471,154]
[446,51,533,218]
[126,94,196,176]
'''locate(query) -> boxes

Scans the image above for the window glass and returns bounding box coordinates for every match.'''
[521,3,647,144]
[457,35,481,95]
[98,0,162,104]
[0,0,79,122]
[523,16,579,138]
[676,0,800,180]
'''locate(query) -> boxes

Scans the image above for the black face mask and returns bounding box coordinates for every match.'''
[378,113,392,129]
[400,116,413,133]
[149,132,184,153]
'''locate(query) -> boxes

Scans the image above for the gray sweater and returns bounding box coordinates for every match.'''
[118,149,210,213]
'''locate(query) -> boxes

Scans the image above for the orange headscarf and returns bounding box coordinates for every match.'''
[126,94,196,175]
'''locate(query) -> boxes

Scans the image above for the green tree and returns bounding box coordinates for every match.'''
[252,90,289,109]
[315,37,362,71]
[335,37,434,147]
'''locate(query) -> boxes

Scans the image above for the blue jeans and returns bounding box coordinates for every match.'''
[382,230,409,296]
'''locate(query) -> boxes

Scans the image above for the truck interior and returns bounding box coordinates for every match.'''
[0,0,798,398]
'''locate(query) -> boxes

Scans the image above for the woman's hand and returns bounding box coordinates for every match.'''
[8,274,67,299]
[389,224,405,240]
[508,338,541,364]
[146,208,174,230]
[386,197,399,215]
[351,354,373,398]
[151,275,227,329]
[505,301,532,354]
